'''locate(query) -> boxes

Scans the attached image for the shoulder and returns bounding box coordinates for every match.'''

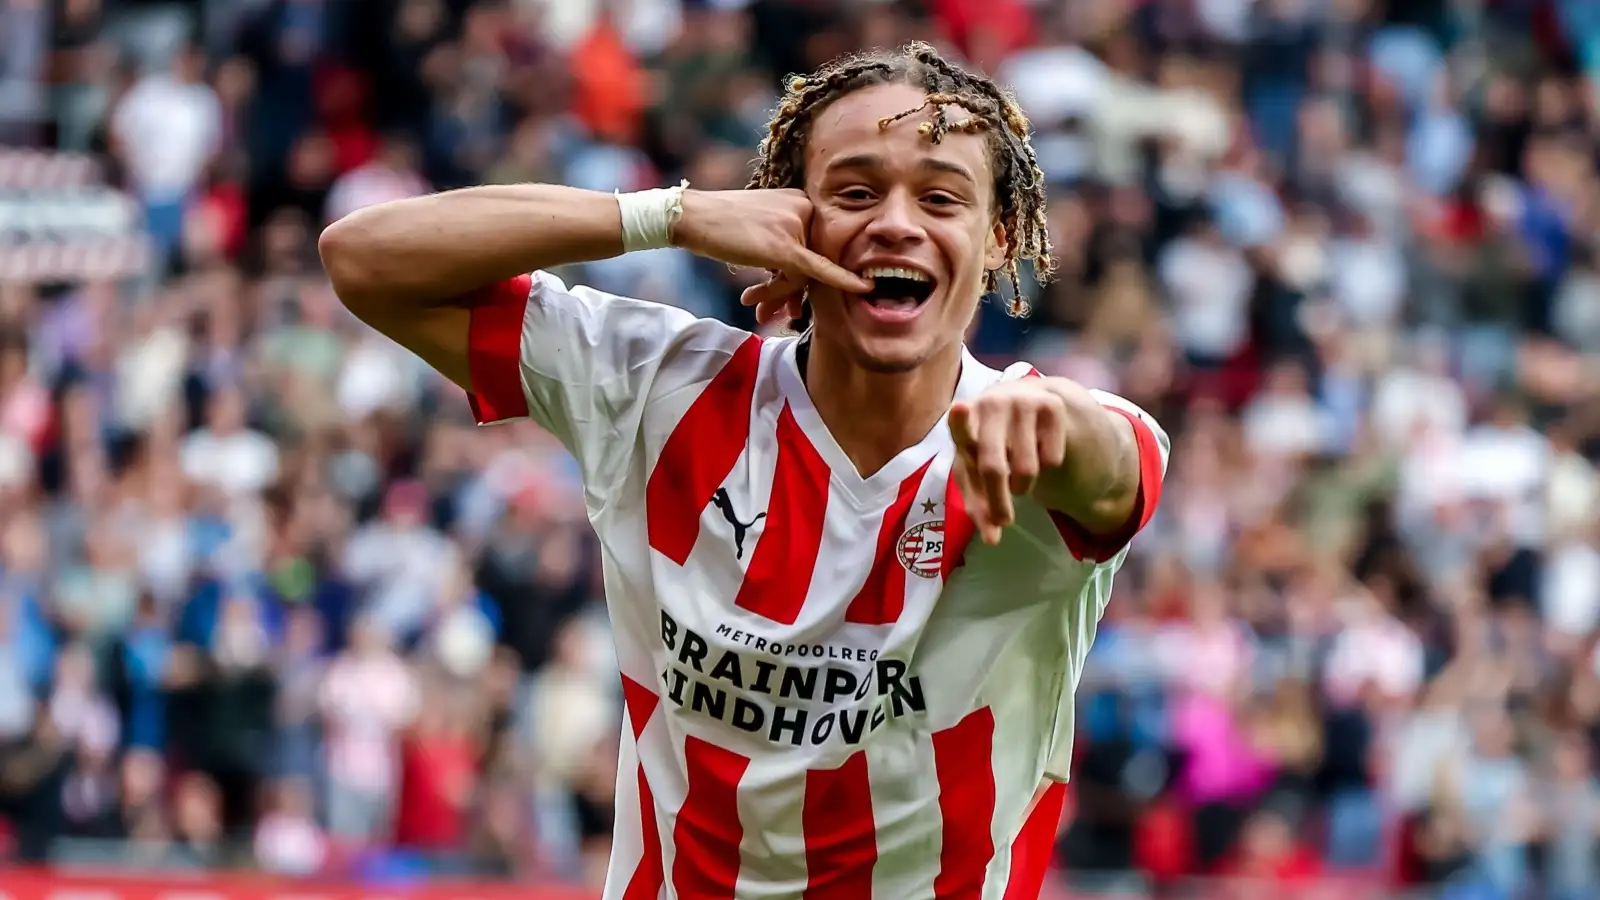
[479,270,756,391]
[527,270,751,359]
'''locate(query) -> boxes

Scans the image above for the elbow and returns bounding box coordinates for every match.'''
[318,213,384,310]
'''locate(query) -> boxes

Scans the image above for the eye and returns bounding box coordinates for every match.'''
[838,187,876,203]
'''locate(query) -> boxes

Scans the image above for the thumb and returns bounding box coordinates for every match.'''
[788,248,872,294]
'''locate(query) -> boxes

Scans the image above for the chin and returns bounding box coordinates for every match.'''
[848,336,942,374]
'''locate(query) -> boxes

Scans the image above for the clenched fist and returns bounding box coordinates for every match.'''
[670,189,871,323]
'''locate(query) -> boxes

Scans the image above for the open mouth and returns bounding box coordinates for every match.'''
[860,266,935,312]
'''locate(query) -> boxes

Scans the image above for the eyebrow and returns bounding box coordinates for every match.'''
[823,153,978,186]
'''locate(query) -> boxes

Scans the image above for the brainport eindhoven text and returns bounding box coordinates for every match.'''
[658,610,929,748]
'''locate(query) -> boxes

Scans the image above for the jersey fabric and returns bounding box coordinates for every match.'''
[465,272,1169,900]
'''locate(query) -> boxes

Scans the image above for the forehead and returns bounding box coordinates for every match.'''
[804,82,993,188]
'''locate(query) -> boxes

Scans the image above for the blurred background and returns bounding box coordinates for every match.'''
[4,0,1600,898]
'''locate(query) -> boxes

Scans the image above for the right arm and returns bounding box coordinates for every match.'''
[316,183,866,392]
[316,184,630,391]
[318,184,869,489]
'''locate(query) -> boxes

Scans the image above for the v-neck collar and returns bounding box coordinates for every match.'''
[775,335,985,503]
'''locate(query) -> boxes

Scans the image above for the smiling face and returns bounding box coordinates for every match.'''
[802,82,1007,374]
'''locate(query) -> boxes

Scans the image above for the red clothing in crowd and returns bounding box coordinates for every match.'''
[394,731,479,850]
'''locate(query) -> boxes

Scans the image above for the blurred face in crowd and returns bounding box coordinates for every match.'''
[175,774,221,841]
[208,385,248,434]
[275,777,316,816]
[380,138,420,174]
[803,82,1007,374]
[349,616,389,657]
[0,340,28,391]
[121,748,165,808]
[1553,734,1590,781]
[284,607,322,656]
[2,514,44,575]
[173,45,206,84]
[56,644,95,692]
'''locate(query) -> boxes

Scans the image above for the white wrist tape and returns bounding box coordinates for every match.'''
[616,179,690,253]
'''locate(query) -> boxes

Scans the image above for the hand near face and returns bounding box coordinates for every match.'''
[669,188,872,324]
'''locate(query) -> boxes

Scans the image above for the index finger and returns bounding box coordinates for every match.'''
[788,249,872,294]
[948,402,979,452]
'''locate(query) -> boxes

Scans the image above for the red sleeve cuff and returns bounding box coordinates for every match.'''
[1048,404,1165,563]
[465,274,533,424]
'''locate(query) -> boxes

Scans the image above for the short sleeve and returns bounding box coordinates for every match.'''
[464,270,751,489]
[1043,390,1171,563]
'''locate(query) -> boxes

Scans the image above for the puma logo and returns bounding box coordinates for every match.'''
[711,488,765,560]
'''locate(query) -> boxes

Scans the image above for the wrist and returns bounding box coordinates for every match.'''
[615,180,689,252]
[668,188,712,251]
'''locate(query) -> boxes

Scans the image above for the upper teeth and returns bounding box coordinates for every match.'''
[862,266,930,282]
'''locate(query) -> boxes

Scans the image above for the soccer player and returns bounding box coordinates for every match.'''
[320,42,1167,900]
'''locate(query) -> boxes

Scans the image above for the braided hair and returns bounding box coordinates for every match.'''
[749,41,1054,316]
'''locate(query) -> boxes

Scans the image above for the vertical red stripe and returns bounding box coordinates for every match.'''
[845,460,933,624]
[932,708,997,900]
[1003,782,1068,900]
[464,274,534,423]
[802,752,878,900]
[621,676,661,742]
[940,468,976,579]
[646,336,763,565]
[671,737,751,900]
[620,676,663,900]
[733,404,831,625]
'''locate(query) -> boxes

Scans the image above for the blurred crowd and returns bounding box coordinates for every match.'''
[6,0,1600,897]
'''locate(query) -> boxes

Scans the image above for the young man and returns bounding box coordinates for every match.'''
[320,42,1166,900]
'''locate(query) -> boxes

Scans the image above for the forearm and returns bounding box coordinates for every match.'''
[1032,379,1140,532]
[318,184,627,309]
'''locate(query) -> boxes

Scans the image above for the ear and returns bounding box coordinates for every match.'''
[985,219,1007,271]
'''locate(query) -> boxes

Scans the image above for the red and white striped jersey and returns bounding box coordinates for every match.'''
[465,272,1169,900]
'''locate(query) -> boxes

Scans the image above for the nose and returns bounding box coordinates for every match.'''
[862,189,924,246]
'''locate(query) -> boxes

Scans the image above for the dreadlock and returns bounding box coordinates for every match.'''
[748,41,1054,317]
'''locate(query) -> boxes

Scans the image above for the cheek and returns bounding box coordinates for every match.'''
[940,223,990,282]
[807,208,852,257]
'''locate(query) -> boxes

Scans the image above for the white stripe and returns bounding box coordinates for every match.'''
[731,754,808,899]
[648,727,691,900]
[602,725,653,900]
[867,731,942,900]
[795,482,889,635]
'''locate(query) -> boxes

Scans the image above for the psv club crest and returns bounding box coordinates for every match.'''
[896,520,945,579]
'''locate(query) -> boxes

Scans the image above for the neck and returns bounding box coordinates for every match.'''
[801,335,962,478]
